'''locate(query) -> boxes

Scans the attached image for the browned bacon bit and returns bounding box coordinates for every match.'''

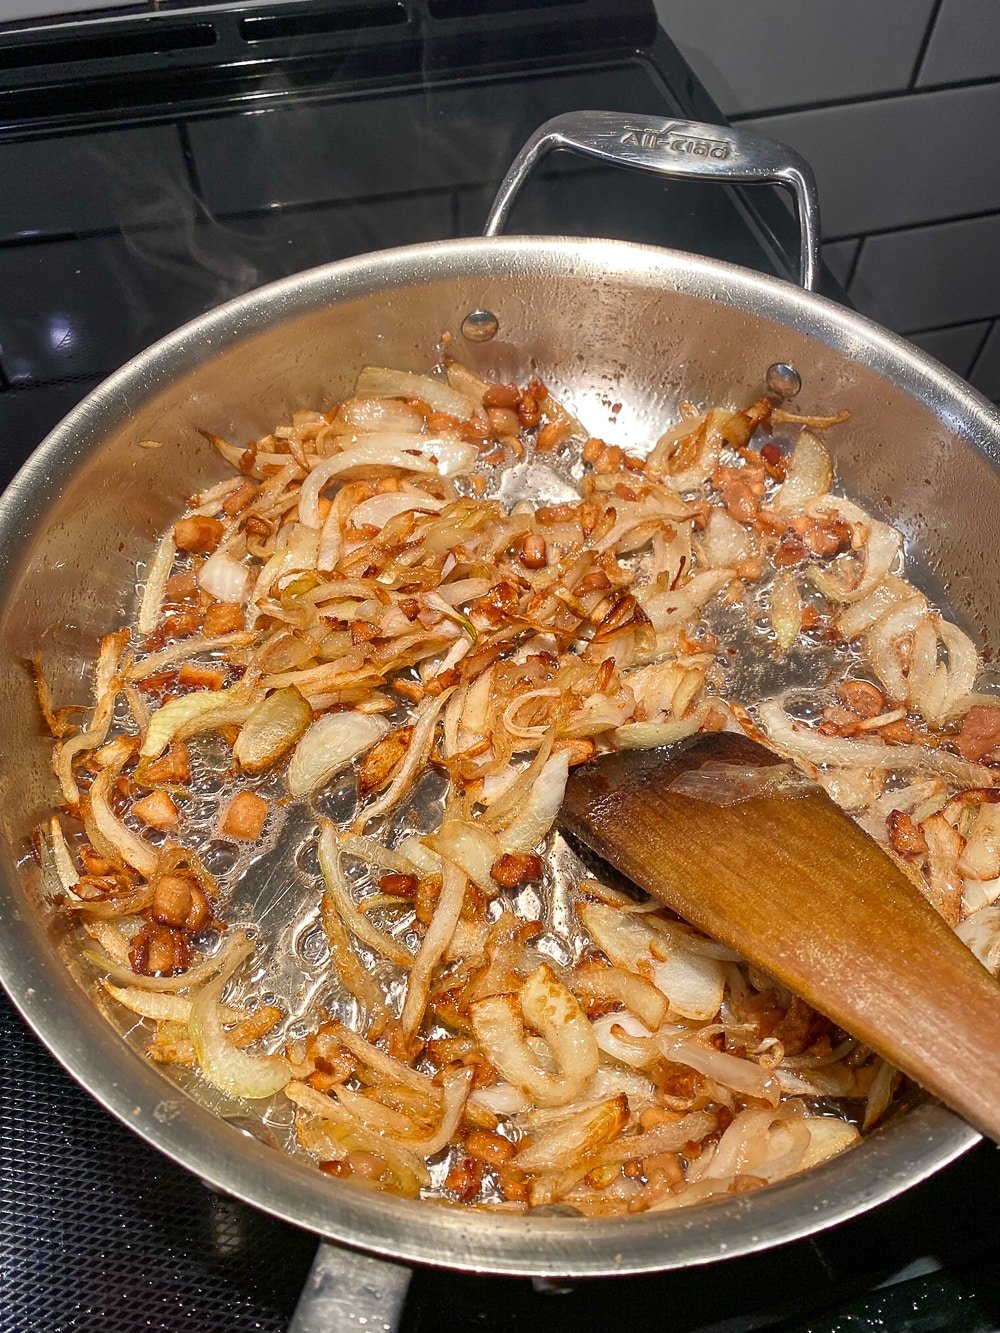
[378,872,418,899]
[953,704,1000,762]
[131,790,180,831]
[517,393,541,429]
[130,920,191,976]
[519,533,548,570]
[415,874,442,928]
[465,1128,516,1167]
[164,569,200,603]
[760,442,783,467]
[526,377,548,402]
[358,726,413,798]
[487,407,521,439]
[482,382,521,410]
[221,480,259,517]
[138,742,190,789]
[203,602,246,636]
[838,679,885,719]
[773,534,807,567]
[881,719,915,745]
[445,1154,484,1202]
[152,873,211,930]
[350,620,381,645]
[721,477,761,524]
[719,397,773,449]
[536,419,572,452]
[804,518,852,558]
[244,514,273,538]
[490,852,544,889]
[886,810,929,858]
[174,515,224,554]
[178,663,226,691]
[219,790,268,841]
[536,502,577,526]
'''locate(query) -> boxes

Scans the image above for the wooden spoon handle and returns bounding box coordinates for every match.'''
[562,742,1000,1143]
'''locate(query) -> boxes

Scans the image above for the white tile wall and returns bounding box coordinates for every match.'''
[654,0,933,116]
[918,0,1000,86]
[655,0,1000,396]
[909,321,990,377]
[738,82,1000,238]
[970,322,1000,399]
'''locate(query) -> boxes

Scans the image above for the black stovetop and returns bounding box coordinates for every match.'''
[2,4,999,1330]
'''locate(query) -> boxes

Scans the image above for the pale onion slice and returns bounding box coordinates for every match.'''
[386,1066,472,1157]
[425,817,499,891]
[88,767,159,879]
[53,629,129,804]
[233,686,312,773]
[137,529,176,635]
[354,366,477,420]
[85,930,250,993]
[659,1036,779,1102]
[614,704,708,750]
[199,547,252,604]
[591,1012,658,1068]
[757,698,996,788]
[286,711,389,798]
[336,396,427,434]
[957,905,1000,974]
[317,821,414,969]
[128,632,253,682]
[469,1082,531,1117]
[299,438,477,528]
[862,594,928,702]
[400,858,467,1039]
[329,1023,440,1104]
[396,834,441,877]
[470,964,599,1108]
[339,834,416,876]
[769,570,802,651]
[835,575,911,640]
[809,516,901,605]
[350,491,445,529]
[354,688,453,833]
[641,569,730,634]
[103,982,193,1022]
[958,804,1000,881]
[666,760,811,806]
[698,508,753,569]
[650,952,725,1022]
[189,936,288,1100]
[48,816,79,892]
[580,902,724,1021]
[571,962,667,1030]
[479,731,554,830]
[771,431,832,513]
[514,1094,628,1173]
[284,1080,429,1191]
[497,751,569,853]
[141,688,254,760]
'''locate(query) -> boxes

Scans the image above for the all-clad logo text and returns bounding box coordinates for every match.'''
[619,125,730,159]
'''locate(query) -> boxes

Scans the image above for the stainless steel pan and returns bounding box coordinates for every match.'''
[1,113,996,1329]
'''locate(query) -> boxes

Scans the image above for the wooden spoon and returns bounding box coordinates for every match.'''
[560,730,1000,1142]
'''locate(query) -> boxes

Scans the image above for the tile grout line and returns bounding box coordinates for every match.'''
[964,317,997,385]
[823,205,1000,247]
[908,0,946,91]
[842,236,864,293]
[728,69,1000,126]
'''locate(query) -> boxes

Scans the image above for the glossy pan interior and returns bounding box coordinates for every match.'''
[0,236,996,1276]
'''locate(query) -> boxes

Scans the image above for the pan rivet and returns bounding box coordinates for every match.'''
[766,362,802,399]
[461,309,499,343]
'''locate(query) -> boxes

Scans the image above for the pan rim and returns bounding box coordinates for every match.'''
[0,233,989,1277]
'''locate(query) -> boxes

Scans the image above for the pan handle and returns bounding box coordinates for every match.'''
[483,110,821,292]
[288,1242,412,1332]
